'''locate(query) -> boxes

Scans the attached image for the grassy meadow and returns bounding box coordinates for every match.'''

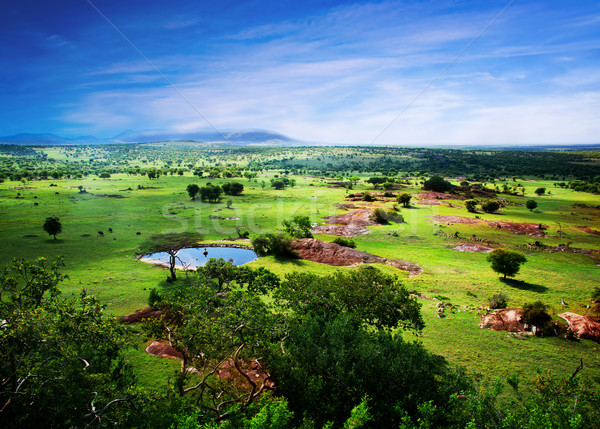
[1,144,599,399]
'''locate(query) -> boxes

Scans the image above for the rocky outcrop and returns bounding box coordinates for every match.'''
[480,308,526,332]
[558,312,600,343]
[145,341,183,360]
[312,209,376,236]
[290,238,422,277]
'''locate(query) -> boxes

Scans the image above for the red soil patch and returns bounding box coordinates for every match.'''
[480,308,526,332]
[312,209,376,236]
[429,215,482,225]
[145,341,183,360]
[417,192,465,200]
[574,225,600,235]
[290,238,422,277]
[487,221,547,237]
[453,243,494,253]
[120,306,171,323]
[558,313,600,343]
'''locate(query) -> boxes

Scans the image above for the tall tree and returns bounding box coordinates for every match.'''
[486,248,527,279]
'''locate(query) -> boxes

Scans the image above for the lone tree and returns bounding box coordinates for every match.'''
[526,199,538,211]
[481,200,500,213]
[138,232,203,281]
[43,216,62,240]
[186,184,200,200]
[486,248,527,279]
[423,175,452,192]
[397,192,412,208]
[465,199,478,213]
[534,187,546,196]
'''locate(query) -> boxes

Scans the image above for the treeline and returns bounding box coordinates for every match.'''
[2,258,599,428]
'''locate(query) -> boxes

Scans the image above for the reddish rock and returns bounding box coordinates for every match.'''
[120,306,170,324]
[290,238,422,277]
[558,312,600,343]
[312,209,376,236]
[480,308,526,332]
[145,341,183,360]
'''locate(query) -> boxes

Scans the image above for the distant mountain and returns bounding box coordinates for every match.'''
[0,129,301,146]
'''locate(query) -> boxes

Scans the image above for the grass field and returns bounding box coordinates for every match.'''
[1,146,599,398]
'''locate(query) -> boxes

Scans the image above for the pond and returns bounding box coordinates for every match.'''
[144,246,258,269]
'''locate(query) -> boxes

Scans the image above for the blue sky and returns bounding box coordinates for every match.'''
[1,0,599,145]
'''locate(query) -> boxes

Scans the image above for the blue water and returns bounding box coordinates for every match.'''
[147,246,258,268]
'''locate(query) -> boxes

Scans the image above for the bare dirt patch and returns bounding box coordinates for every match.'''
[417,192,465,201]
[487,221,547,237]
[480,308,526,332]
[429,215,482,225]
[558,313,600,343]
[453,243,494,253]
[312,209,376,236]
[120,306,171,324]
[290,238,422,277]
[574,225,600,235]
[145,341,183,360]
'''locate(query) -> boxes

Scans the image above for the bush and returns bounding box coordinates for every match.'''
[251,233,296,258]
[370,207,388,224]
[522,301,552,332]
[526,199,537,211]
[361,192,374,202]
[481,200,500,213]
[489,294,508,309]
[221,182,244,196]
[423,175,452,192]
[148,288,162,307]
[332,237,356,248]
[385,210,404,223]
[465,199,478,213]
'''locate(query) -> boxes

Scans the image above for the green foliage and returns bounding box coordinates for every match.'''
[465,199,478,213]
[148,287,162,307]
[282,215,313,239]
[343,396,372,429]
[332,237,356,248]
[397,192,412,207]
[251,233,296,258]
[199,184,222,202]
[526,199,538,211]
[489,293,509,309]
[486,248,527,279]
[370,207,388,224]
[222,182,244,196]
[423,175,452,192]
[186,183,200,200]
[0,258,131,428]
[592,287,600,314]
[535,187,546,196]
[275,265,423,331]
[481,200,500,213]
[361,192,374,202]
[521,301,552,329]
[42,216,62,240]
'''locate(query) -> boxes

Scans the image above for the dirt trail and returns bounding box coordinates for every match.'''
[291,238,422,277]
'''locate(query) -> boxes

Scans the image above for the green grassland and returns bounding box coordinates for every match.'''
[1,144,599,398]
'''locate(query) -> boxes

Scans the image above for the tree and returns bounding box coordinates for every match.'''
[423,175,452,192]
[282,215,313,238]
[43,216,62,240]
[535,187,546,196]
[199,184,222,202]
[366,177,388,189]
[0,258,131,427]
[465,199,478,213]
[397,192,412,208]
[271,179,285,190]
[526,199,537,211]
[481,200,500,213]
[186,183,200,200]
[138,232,203,281]
[486,248,527,279]
[521,301,552,333]
[221,182,244,196]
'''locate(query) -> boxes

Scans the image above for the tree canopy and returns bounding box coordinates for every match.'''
[42,216,62,240]
[138,232,203,281]
[486,248,527,279]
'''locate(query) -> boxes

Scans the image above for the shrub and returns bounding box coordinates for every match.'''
[481,200,500,213]
[332,237,356,248]
[361,192,374,202]
[423,175,452,192]
[370,208,388,224]
[526,199,538,211]
[383,191,394,198]
[522,301,552,330]
[251,233,296,258]
[534,187,546,196]
[465,199,478,213]
[385,210,404,223]
[489,294,508,309]
[148,288,162,307]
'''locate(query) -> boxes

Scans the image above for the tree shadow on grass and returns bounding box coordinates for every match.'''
[500,277,548,293]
